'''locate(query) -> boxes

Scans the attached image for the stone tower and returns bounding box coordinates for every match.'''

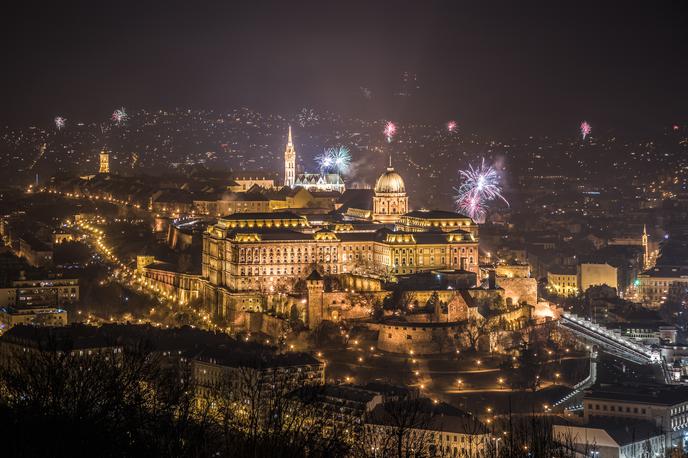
[284,126,296,187]
[99,150,109,174]
[306,269,324,329]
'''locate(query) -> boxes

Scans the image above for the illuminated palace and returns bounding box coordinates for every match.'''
[200,156,480,311]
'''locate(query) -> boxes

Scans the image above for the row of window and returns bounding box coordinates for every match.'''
[588,403,646,414]
[239,265,340,277]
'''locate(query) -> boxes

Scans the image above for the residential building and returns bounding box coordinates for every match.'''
[637,265,688,308]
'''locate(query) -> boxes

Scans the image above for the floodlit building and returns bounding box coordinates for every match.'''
[372,161,408,223]
[365,399,489,457]
[99,150,109,174]
[583,385,688,449]
[637,265,688,309]
[547,266,578,296]
[0,306,68,330]
[553,422,665,458]
[578,262,618,293]
[0,277,79,308]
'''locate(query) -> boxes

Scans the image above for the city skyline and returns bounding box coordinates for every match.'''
[2,2,688,457]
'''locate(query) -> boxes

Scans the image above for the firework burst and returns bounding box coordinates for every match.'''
[316,151,334,173]
[328,146,351,174]
[112,107,128,124]
[317,146,351,175]
[384,121,396,143]
[54,116,66,130]
[457,193,487,224]
[447,120,457,133]
[454,158,508,223]
[580,121,591,140]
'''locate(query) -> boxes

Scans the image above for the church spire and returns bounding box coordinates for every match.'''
[284,126,296,187]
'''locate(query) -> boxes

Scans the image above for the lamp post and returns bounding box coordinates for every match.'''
[493,437,501,456]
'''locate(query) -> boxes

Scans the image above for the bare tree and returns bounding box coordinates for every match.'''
[354,394,440,458]
[462,317,492,352]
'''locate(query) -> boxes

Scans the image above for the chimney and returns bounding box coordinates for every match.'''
[488,270,496,289]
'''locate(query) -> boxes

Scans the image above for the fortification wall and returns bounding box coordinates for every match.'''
[496,277,537,305]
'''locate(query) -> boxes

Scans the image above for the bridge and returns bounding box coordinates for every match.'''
[553,313,669,410]
[552,349,597,410]
[559,313,661,365]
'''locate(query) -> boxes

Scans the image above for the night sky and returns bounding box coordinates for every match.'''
[3,1,688,134]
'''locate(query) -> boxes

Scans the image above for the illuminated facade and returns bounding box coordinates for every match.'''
[201,212,479,296]
[0,277,79,308]
[395,210,477,237]
[637,265,688,309]
[547,269,578,297]
[372,163,408,223]
[99,150,109,174]
[293,173,345,193]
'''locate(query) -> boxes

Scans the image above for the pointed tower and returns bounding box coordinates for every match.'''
[284,126,296,187]
[642,224,650,269]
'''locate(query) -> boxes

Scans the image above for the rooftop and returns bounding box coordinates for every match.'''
[368,399,487,434]
[220,211,306,221]
[402,210,472,220]
[639,265,688,278]
[585,384,688,406]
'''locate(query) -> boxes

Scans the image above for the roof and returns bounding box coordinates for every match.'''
[263,186,304,200]
[374,168,405,193]
[554,420,663,447]
[232,172,278,180]
[210,191,269,202]
[403,210,471,220]
[294,384,379,405]
[0,324,114,351]
[639,265,688,278]
[230,228,313,241]
[310,190,342,198]
[367,399,487,434]
[0,324,319,370]
[337,189,374,213]
[548,265,577,275]
[153,189,195,204]
[306,270,323,281]
[144,261,179,273]
[585,384,688,406]
[295,173,344,185]
[219,211,305,221]
[195,344,320,369]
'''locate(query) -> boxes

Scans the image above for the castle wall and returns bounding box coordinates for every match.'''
[339,274,383,292]
[377,323,462,355]
[496,277,538,305]
[246,312,289,338]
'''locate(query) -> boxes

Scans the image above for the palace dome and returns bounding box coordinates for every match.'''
[374,167,406,194]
